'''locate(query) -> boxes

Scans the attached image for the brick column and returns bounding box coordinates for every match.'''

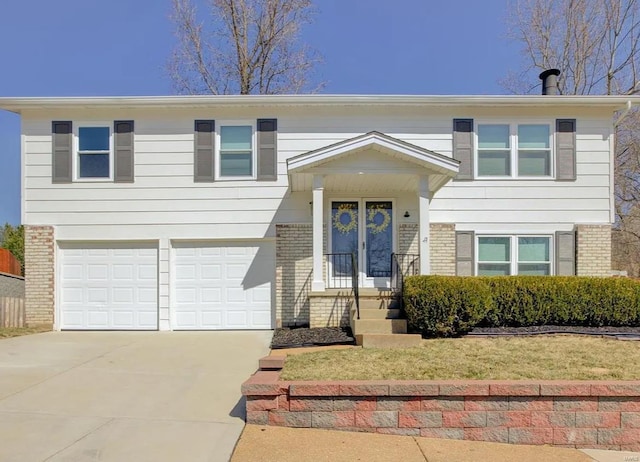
[430,223,456,275]
[576,224,612,277]
[276,224,312,327]
[24,226,55,327]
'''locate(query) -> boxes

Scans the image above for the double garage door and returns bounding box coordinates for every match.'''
[59,241,273,330]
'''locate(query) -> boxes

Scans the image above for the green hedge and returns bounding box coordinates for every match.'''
[403,276,640,337]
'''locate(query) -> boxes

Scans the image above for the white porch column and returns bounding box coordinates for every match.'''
[419,176,431,275]
[312,175,326,291]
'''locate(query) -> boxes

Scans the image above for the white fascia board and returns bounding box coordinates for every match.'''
[1,94,639,113]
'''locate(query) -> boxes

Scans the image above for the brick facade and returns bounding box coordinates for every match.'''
[309,291,352,328]
[398,224,419,255]
[276,224,312,327]
[24,226,55,327]
[430,223,456,275]
[243,374,640,451]
[277,222,458,327]
[576,224,611,277]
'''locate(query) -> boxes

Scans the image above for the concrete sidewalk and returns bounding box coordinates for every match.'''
[232,425,640,462]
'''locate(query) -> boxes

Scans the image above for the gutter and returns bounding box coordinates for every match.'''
[614,99,635,127]
[1,94,640,114]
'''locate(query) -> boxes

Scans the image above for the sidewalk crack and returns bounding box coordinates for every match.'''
[43,417,114,461]
[413,435,430,462]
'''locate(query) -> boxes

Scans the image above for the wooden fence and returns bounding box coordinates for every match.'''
[0,297,25,328]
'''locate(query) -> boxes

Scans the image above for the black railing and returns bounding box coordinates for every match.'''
[325,252,360,320]
[390,253,420,314]
[351,252,360,320]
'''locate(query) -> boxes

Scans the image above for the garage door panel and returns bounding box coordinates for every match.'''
[201,264,221,279]
[201,288,221,303]
[201,310,222,328]
[87,288,108,304]
[60,243,158,330]
[88,265,108,280]
[174,242,273,330]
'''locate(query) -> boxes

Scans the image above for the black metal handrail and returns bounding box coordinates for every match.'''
[351,252,360,320]
[390,253,420,314]
[325,253,360,320]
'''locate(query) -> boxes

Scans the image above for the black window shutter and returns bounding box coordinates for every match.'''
[555,230,576,275]
[194,120,215,182]
[257,118,277,181]
[453,119,474,180]
[114,120,134,183]
[556,119,576,180]
[455,231,475,276]
[52,121,73,183]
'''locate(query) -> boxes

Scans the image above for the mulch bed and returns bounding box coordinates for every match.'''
[469,325,640,339]
[271,327,356,349]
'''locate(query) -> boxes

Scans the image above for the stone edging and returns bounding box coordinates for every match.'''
[242,358,640,451]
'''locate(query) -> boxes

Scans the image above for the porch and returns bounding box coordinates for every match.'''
[276,132,460,330]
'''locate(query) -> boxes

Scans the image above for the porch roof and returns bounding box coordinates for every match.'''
[286,131,460,193]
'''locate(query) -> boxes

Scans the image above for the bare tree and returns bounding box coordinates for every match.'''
[169,0,321,95]
[504,0,640,95]
[505,0,640,275]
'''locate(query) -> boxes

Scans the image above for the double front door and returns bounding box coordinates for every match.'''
[329,200,394,288]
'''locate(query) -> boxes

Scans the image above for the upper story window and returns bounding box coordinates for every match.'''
[477,235,552,276]
[476,123,552,178]
[77,126,111,179]
[218,124,254,178]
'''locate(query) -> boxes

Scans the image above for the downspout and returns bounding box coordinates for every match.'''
[614,100,633,127]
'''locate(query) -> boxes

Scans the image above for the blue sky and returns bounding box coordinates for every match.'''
[0,0,520,225]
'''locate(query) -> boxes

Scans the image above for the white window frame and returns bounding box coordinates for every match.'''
[475,120,554,179]
[73,122,113,182]
[476,234,554,276]
[215,120,257,180]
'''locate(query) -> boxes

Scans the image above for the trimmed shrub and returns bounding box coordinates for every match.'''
[403,275,640,337]
[403,276,491,337]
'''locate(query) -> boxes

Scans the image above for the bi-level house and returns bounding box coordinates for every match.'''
[0,76,632,332]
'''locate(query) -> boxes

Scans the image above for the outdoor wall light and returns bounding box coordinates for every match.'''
[404,211,410,218]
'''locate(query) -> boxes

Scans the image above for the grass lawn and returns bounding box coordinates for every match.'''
[0,326,51,339]
[281,336,640,381]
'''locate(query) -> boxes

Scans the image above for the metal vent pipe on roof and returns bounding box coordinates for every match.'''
[539,69,561,95]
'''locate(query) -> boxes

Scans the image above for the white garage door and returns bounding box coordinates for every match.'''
[60,243,158,330]
[174,242,274,330]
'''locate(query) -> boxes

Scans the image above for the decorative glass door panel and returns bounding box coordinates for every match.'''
[329,200,393,288]
[330,201,359,287]
[365,201,393,279]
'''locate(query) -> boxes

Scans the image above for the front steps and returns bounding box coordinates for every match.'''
[350,289,422,348]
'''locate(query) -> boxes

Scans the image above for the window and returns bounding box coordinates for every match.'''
[477,123,552,178]
[77,126,111,179]
[518,125,550,176]
[477,235,551,276]
[219,125,254,177]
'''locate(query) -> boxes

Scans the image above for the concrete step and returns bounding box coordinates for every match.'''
[358,298,399,310]
[357,288,395,298]
[352,308,401,320]
[352,319,407,335]
[356,333,423,348]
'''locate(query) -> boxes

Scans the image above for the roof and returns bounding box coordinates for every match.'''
[0,94,638,113]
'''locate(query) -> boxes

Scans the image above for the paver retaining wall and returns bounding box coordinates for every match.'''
[242,370,640,451]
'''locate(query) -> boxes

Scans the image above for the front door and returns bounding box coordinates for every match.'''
[329,200,394,288]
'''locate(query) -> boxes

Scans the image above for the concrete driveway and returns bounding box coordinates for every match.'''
[0,331,272,462]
